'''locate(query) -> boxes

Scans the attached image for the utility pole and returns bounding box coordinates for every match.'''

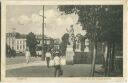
[41,5,45,61]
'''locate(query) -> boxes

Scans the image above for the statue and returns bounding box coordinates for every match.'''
[66,25,75,65]
[66,25,75,45]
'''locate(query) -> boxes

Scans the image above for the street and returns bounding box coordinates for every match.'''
[6,56,103,77]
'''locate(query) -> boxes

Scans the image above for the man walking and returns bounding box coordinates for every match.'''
[45,52,51,68]
[53,52,62,77]
[25,48,31,64]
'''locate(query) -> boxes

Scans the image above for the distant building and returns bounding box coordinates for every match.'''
[14,38,26,53]
[75,34,89,52]
[35,34,61,52]
[6,32,26,53]
[6,33,16,49]
[6,32,60,53]
[75,35,81,52]
[36,34,54,46]
[52,38,61,50]
[84,38,89,52]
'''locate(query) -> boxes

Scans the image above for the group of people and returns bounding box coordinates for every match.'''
[45,51,63,77]
[25,48,63,77]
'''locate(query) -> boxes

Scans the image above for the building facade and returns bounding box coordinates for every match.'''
[6,33,61,53]
[14,39,26,53]
[36,34,54,46]
[6,33,26,53]
[6,33,16,49]
[75,34,90,52]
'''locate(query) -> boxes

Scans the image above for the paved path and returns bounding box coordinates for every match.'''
[6,58,66,70]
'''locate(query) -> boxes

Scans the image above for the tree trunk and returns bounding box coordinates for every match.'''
[104,44,108,76]
[102,43,105,68]
[91,42,97,76]
[105,43,110,76]
[105,43,113,76]
[111,43,115,72]
[107,43,112,76]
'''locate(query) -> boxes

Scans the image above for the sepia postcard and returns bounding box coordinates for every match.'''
[1,0,128,83]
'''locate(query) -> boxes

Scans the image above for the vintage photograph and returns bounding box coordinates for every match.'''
[5,5,123,77]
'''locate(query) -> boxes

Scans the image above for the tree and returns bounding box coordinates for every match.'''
[6,44,11,57]
[60,33,69,56]
[100,6,123,76]
[6,44,16,58]
[26,32,38,57]
[15,32,21,38]
[58,5,123,76]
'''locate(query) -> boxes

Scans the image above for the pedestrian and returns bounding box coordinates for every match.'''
[50,48,54,59]
[53,52,63,77]
[45,52,51,68]
[25,48,31,64]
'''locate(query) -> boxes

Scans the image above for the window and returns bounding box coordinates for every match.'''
[8,41,10,45]
[17,41,19,44]
[23,40,25,44]
[23,45,25,49]
[20,41,22,44]
[20,45,22,49]
[12,41,14,45]
[22,40,24,44]
[17,45,19,50]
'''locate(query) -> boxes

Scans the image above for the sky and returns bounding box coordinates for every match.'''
[7,5,85,39]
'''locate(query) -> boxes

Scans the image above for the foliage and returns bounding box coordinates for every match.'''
[58,5,123,44]
[26,32,38,56]
[60,33,69,56]
[58,5,123,76]
[6,44,16,57]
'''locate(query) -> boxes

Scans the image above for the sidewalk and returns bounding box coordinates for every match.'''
[6,61,45,70]
[6,58,66,70]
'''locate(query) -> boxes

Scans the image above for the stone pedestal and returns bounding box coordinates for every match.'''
[84,46,89,52]
[66,45,74,65]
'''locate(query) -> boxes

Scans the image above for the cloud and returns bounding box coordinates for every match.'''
[8,6,85,39]
[41,9,81,38]
[10,17,17,24]
[18,15,31,25]
[31,13,42,23]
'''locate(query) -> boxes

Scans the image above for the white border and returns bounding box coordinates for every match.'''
[1,0,128,82]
